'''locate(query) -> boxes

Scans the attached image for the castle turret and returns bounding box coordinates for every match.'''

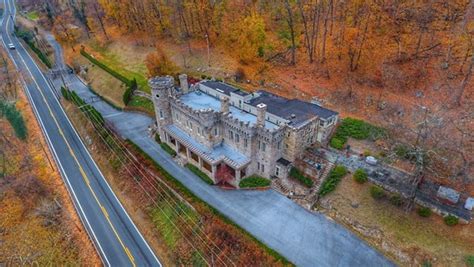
[220,96,230,114]
[179,74,189,93]
[256,103,267,127]
[150,76,174,136]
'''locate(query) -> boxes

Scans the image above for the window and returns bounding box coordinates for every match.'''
[159,110,163,119]
[262,142,266,152]
[244,138,248,147]
[261,164,265,172]
[277,141,281,150]
[319,120,325,127]
[235,134,240,143]
[276,166,280,176]
[229,130,234,140]
[257,162,260,170]
[214,128,218,136]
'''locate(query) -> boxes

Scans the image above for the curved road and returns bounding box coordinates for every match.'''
[0,0,161,266]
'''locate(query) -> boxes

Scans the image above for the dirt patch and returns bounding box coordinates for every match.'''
[318,176,474,266]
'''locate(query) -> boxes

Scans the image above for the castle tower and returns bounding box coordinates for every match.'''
[256,103,267,127]
[220,96,230,114]
[179,74,189,93]
[149,76,174,136]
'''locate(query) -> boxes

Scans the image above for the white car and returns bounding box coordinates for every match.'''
[8,43,15,50]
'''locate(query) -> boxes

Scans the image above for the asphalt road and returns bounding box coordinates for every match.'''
[44,26,395,267]
[0,0,161,266]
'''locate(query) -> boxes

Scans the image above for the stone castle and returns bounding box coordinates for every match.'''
[150,75,338,187]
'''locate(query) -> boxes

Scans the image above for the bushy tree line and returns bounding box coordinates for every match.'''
[0,100,27,140]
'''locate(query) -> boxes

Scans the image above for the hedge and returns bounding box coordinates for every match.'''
[0,100,27,140]
[389,194,403,207]
[444,215,459,226]
[329,117,385,150]
[417,207,432,217]
[62,87,104,126]
[239,176,271,188]
[122,78,137,105]
[155,134,161,144]
[289,167,313,187]
[160,142,177,157]
[353,168,368,184]
[16,28,52,68]
[370,185,385,199]
[318,165,347,196]
[80,49,131,86]
[185,163,214,185]
[465,255,474,267]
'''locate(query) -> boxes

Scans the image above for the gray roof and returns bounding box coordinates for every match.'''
[201,81,248,96]
[277,158,291,166]
[179,91,279,130]
[248,90,338,126]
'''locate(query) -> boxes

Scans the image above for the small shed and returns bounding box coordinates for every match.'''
[437,186,460,204]
[365,156,378,165]
[465,197,474,211]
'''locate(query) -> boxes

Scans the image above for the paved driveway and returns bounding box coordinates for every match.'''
[48,37,394,267]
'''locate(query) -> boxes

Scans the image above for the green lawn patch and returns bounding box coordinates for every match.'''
[150,200,199,249]
[289,167,313,187]
[26,10,40,20]
[128,95,154,114]
[160,142,177,157]
[319,165,347,196]
[185,163,214,185]
[329,117,385,150]
[0,100,27,140]
[239,175,271,188]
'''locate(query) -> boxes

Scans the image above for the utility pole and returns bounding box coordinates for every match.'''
[205,33,210,67]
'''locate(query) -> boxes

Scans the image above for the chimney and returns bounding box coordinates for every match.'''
[220,96,230,113]
[256,103,267,127]
[179,73,189,93]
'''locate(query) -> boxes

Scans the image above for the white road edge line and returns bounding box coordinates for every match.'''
[3,1,161,265]
[0,0,112,265]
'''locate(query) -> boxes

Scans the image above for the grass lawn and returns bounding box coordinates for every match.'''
[87,40,151,93]
[25,10,39,20]
[128,95,154,114]
[150,200,199,249]
[77,56,126,108]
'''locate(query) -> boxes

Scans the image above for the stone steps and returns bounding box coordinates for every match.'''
[272,179,290,195]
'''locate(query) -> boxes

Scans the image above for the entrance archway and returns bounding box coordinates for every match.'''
[215,163,236,188]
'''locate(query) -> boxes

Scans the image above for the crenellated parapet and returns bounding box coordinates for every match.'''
[171,97,220,128]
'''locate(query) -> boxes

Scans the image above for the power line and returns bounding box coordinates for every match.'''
[71,101,236,266]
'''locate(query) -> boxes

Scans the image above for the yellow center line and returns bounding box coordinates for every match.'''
[18,47,136,266]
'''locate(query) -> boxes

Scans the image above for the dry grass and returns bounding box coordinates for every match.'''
[320,176,474,266]
[75,55,126,108]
